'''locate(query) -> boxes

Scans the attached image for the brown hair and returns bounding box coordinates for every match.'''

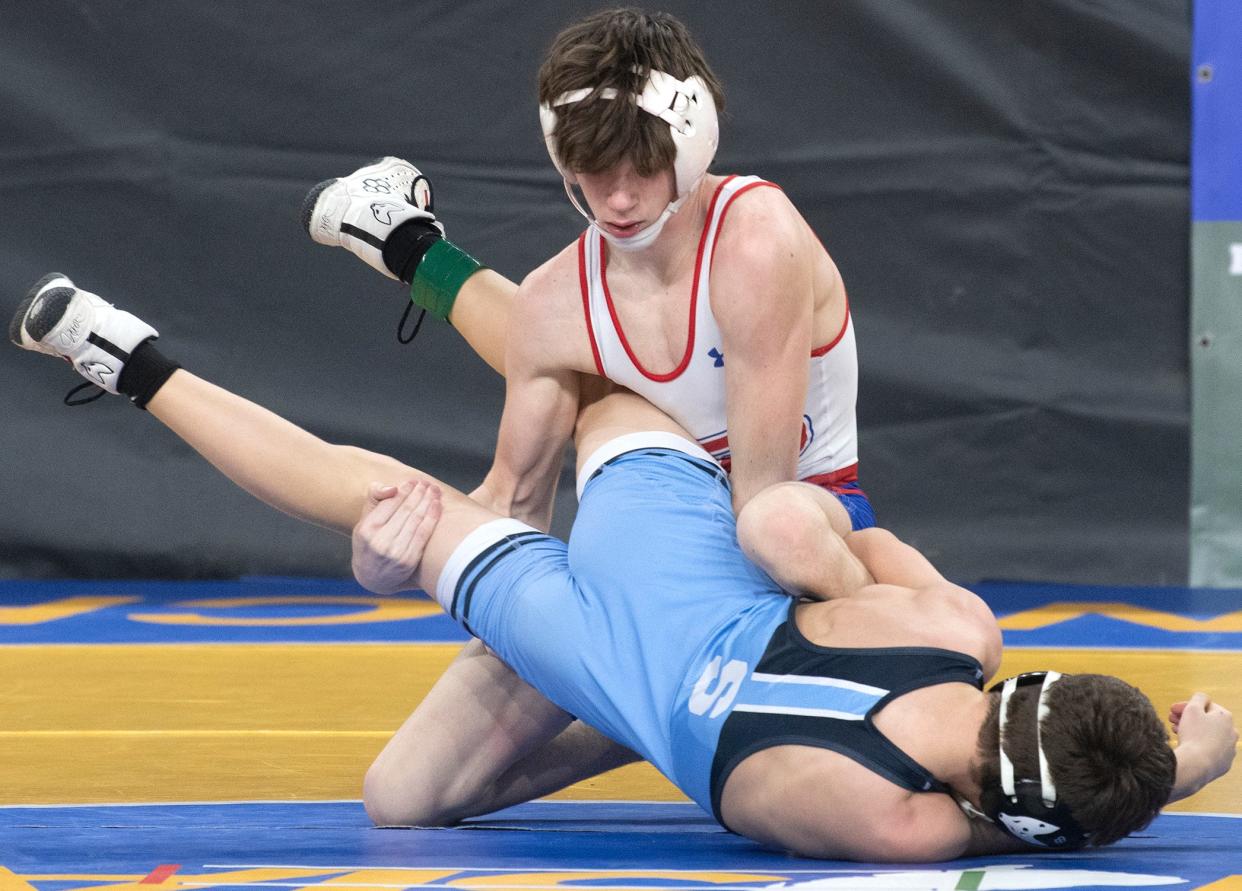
[975,674,1176,846]
[537,7,725,177]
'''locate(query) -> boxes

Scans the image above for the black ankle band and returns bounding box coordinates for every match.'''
[117,339,181,410]
[381,219,444,284]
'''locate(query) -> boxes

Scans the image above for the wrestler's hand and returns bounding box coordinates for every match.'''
[352,479,442,595]
[1167,692,1238,803]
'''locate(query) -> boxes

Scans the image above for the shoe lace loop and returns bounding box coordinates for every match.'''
[397,302,427,345]
[64,382,107,406]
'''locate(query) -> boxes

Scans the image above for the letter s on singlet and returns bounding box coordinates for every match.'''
[688,656,748,718]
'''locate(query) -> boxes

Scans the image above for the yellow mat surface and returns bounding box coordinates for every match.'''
[1,644,1236,812]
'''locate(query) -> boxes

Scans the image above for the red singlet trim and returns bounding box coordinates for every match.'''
[801,462,862,495]
[578,233,606,376]
[597,176,736,382]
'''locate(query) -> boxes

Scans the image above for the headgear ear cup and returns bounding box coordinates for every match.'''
[633,71,719,199]
[539,100,578,185]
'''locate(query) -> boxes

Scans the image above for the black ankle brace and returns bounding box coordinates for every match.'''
[382,219,444,284]
[117,339,181,410]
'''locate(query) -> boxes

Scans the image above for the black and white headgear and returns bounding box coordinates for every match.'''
[975,671,1088,849]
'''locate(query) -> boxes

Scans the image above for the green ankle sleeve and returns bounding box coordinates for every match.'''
[410,239,485,323]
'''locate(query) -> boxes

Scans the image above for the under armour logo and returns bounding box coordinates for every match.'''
[370,200,406,226]
[80,360,114,386]
[707,347,724,368]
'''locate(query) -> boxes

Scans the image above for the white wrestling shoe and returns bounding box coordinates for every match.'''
[301,156,441,280]
[10,273,157,397]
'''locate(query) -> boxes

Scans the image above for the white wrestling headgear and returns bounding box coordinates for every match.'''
[539,69,719,251]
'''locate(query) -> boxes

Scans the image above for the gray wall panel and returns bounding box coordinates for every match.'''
[0,1,1191,584]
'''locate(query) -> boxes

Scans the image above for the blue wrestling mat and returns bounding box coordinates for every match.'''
[980,581,1242,651]
[2,800,1239,890]
[2,578,1240,648]
[0,577,468,643]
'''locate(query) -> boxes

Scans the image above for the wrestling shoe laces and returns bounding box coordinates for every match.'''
[10,272,158,406]
[302,156,439,280]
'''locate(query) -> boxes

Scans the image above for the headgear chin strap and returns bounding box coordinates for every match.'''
[979,671,1089,849]
[539,69,720,251]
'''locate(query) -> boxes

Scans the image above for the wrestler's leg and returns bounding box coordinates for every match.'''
[145,369,493,569]
[447,269,515,376]
[364,636,639,825]
[356,386,642,826]
[359,386,645,825]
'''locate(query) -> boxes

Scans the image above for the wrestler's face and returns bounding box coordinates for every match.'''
[574,162,677,242]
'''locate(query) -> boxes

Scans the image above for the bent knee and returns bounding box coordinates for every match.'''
[738,484,834,559]
[363,758,459,828]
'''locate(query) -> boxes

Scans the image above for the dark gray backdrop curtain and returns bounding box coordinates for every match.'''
[0,1,1190,585]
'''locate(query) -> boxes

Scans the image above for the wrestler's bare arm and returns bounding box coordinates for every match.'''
[474,252,588,530]
[728,753,987,862]
[711,189,815,514]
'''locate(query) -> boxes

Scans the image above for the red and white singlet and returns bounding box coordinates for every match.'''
[578,175,860,490]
